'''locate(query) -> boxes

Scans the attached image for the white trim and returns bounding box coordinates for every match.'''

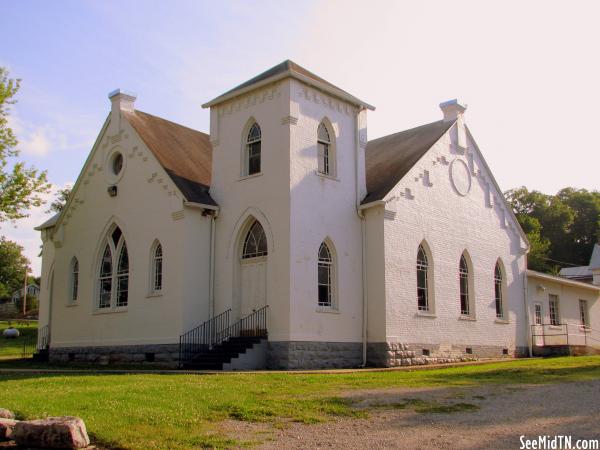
[527,270,600,292]
[201,69,375,110]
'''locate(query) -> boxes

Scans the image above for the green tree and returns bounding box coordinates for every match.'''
[556,188,600,265]
[0,67,50,223]
[505,186,600,272]
[0,236,29,300]
[46,187,71,214]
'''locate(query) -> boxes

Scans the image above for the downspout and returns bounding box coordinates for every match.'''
[209,209,219,319]
[522,251,532,357]
[355,109,368,367]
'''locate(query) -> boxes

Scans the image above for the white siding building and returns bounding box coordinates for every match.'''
[35,61,600,368]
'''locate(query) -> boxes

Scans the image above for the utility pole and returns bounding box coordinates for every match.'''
[22,265,28,316]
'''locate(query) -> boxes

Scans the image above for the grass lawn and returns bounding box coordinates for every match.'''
[0,356,599,449]
[0,320,37,359]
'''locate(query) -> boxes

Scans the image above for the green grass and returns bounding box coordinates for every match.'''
[0,320,37,359]
[0,356,599,449]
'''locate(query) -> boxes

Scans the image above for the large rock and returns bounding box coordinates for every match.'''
[0,418,17,441]
[13,416,90,449]
[0,409,15,420]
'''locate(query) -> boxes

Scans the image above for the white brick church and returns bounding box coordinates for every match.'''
[36,61,600,369]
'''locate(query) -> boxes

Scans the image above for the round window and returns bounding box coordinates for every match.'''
[111,153,123,176]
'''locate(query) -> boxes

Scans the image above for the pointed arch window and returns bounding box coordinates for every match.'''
[70,257,79,303]
[242,221,268,259]
[416,245,430,311]
[317,122,333,176]
[151,243,163,293]
[318,241,335,308]
[494,262,504,319]
[245,122,262,176]
[459,254,471,316]
[96,225,129,309]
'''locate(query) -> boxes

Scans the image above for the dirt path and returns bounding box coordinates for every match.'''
[226,380,600,449]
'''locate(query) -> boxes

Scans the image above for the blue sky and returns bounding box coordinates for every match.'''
[2,0,599,274]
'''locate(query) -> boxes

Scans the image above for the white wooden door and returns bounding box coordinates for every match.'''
[240,259,266,317]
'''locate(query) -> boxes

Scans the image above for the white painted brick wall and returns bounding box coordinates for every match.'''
[379,121,528,351]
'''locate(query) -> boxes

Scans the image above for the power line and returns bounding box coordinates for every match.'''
[537,256,583,267]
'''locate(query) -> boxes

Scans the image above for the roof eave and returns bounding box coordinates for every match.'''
[202,70,375,111]
[527,269,600,292]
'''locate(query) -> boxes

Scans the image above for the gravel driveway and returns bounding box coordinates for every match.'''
[228,379,600,449]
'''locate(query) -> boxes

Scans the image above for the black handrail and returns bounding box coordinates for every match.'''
[179,309,231,368]
[178,306,268,368]
[21,324,49,358]
[38,324,50,350]
[218,305,268,344]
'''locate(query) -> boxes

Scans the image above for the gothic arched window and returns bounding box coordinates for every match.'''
[317,122,333,176]
[417,245,430,311]
[242,221,268,259]
[97,225,129,309]
[245,122,262,176]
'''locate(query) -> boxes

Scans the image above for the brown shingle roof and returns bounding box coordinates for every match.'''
[363,119,455,204]
[123,110,217,206]
[203,60,374,110]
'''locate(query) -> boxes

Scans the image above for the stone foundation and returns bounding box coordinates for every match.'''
[268,341,362,369]
[49,344,180,367]
[367,342,528,367]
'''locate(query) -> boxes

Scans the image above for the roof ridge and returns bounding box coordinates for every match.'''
[368,119,449,144]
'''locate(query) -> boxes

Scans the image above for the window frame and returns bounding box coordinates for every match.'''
[534,303,543,325]
[494,261,505,319]
[317,240,337,311]
[69,257,79,304]
[416,244,431,312]
[579,299,590,328]
[149,241,163,296]
[459,253,473,317]
[548,294,560,326]
[243,122,262,177]
[316,120,336,179]
[95,226,129,311]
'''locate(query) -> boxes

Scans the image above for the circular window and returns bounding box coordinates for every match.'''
[111,153,124,176]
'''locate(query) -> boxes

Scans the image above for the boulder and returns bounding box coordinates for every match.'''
[0,409,15,420]
[0,418,17,441]
[13,416,90,449]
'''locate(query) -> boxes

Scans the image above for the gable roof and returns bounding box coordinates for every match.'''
[559,266,593,278]
[123,110,216,206]
[202,60,374,110]
[362,120,455,204]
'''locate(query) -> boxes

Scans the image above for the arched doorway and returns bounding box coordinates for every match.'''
[239,219,268,317]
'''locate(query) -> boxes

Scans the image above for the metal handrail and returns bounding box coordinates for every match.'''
[532,323,600,348]
[216,305,269,345]
[179,309,231,368]
[178,306,268,368]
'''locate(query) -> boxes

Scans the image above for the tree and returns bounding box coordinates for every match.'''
[0,236,29,300]
[556,188,600,265]
[46,187,71,214]
[0,67,50,223]
[505,186,600,273]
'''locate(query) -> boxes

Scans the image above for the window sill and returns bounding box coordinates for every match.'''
[416,311,436,318]
[146,292,163,299]
[459,315,477,321]
[315,171,339,182]
[238,172,263,181]
[93,307,128,315]
[316,306,340,314]
[494,318,510,324]
[65,302,79,307]
[548,325,563,330]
